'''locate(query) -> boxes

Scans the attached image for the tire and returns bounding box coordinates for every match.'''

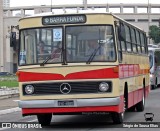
[37,113,52,126]
[111,95,126,124]
[111,112,124,124]
[127,105,136,112]
[151,78,157,90]
[151,85,155,90]
[135,90,145,112]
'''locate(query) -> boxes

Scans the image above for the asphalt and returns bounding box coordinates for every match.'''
[0,96,19,110]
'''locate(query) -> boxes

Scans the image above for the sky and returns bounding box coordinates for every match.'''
[10,0,160,7]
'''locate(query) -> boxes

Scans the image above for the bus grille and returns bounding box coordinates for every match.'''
[23,81,112,95]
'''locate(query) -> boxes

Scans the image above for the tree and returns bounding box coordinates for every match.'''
[149,25,160,44]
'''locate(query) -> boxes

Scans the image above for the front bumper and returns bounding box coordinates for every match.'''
[18,97,120,108]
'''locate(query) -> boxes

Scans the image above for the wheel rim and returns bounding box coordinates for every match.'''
[122,97,125,119]
[121,112,124,119]
[124,97,127,111]
[142,93,145,106]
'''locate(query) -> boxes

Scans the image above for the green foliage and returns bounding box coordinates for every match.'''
[149,25,160,44]
[0,81,18,87]
[0,76,18,87]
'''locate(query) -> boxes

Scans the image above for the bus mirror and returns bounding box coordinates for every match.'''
[118,26,126,41]
[10,32,16,47]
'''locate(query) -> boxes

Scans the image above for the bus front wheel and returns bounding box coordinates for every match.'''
[111,95,125,124]
[111,112,124,124]
[37,113,52,126]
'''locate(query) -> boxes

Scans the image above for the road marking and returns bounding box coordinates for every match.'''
[0,127,11,131]
[13,100,20,102]
[0,107,20,115]
[0,128,8,131]
[27,119,37,122]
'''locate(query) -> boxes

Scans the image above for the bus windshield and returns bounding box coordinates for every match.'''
[19,27,63,65]
[66,25,116,63]
[19,25,116,66]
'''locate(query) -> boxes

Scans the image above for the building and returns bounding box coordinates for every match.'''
[3,0,10,7]
[1,3,160,73]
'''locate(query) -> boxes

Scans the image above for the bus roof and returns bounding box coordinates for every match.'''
[19,10,145,32]
[19,10,113,20]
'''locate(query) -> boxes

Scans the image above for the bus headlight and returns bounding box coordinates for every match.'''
[25,85,34,95]
[99,82,109,92]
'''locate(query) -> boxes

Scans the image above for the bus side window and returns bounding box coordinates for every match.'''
[118,22,126,52]
[118,23,126,42]
[116,23,122,62]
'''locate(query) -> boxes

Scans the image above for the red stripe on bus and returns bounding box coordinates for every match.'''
[119,64,149,78]
[18,64,149,82]
[18,67,118,82]
[22,106,120,115]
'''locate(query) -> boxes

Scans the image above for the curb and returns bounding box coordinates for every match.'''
[0,107,21,115]
[0,88,19,99]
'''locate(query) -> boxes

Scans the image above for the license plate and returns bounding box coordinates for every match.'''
[58,100,74,106]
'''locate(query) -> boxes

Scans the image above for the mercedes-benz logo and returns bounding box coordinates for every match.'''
[44,18,49,23]
[60,83,71,94]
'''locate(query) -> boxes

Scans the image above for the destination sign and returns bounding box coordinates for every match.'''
[42,15,86,25]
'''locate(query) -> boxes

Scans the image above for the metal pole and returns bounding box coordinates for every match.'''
[148,0,150,44]
[51,0,52,12]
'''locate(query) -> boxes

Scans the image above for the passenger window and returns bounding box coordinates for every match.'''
[136,30,141,53]
[125,25,132,52]
[140,33,146,54]
[119,23,126,52]
[131,28,137,53]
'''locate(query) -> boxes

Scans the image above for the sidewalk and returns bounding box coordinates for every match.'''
[0,88,20,112]
[0,87,19,99]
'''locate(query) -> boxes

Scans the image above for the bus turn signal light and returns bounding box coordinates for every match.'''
[113,66,119,73]
[16,71,20,76]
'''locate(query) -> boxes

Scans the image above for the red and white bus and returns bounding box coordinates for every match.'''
[17,11,150,125]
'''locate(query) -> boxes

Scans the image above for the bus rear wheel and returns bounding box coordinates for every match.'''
[135,90,145,112]
[37,113,52,126]
[151,85,155,90]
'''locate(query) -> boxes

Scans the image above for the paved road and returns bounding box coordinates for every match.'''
[0,97,18,110]
[0,87,160,131]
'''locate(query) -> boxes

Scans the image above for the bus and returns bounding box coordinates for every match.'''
[17,11,150,125]
[148,47,160,89]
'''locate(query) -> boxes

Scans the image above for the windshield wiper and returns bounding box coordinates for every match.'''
[40,55,51,66]
[86,44,102,64]
[86,29,103,64]
[40,48,62,66]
